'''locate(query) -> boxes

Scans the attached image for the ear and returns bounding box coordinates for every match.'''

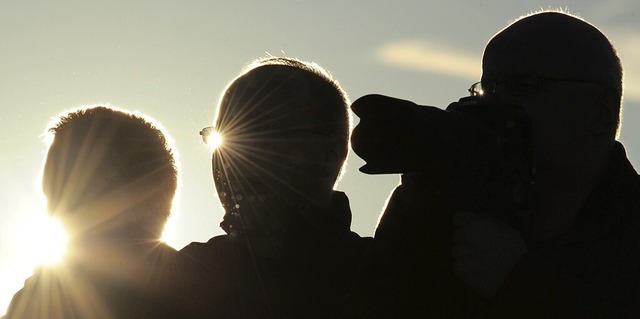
[591,87,620,137]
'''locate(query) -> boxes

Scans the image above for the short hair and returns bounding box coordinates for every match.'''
[215,57,352,182]
[242,56,351,115]
[218,56,352,143]
[43,106,178,237]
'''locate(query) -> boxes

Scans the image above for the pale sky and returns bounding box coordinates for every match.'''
[2,0,639,314]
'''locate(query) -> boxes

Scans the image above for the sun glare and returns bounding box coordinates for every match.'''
[17,214,69,266]
[204,130,224,149]
[38,217,68,265]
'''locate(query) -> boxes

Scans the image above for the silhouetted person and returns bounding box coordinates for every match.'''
[180,57,371,318]
[347,11,640,318]
[4,106,181,319]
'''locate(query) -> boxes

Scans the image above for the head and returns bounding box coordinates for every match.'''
[480,11,623,173]
[43,106,178,243]
[206,57,350,236]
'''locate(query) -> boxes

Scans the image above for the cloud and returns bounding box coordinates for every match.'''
[377,36,640,104]
[376,39,481,81]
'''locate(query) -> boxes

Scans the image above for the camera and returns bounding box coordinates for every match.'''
[350,93,534,217]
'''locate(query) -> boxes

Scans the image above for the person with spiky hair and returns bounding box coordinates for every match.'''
[181,57,371,318]
[4,106,182,319]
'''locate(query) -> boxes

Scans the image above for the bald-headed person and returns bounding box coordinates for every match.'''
[347,10,639,318]
[452,11,638,317]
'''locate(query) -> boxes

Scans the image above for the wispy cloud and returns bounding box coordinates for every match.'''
[377,36,640,104]
[376,39,481,81]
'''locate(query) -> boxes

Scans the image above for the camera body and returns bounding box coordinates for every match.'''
[351,93,534,219]
[445,94,534,217]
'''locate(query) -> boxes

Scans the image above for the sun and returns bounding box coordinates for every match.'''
[201,128,224,150]
[34,216,68,265]
[16,213,69,267]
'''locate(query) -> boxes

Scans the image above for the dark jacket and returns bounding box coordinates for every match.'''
[493,142,640,318]
[4,242,183,319]
[180,191,372,319]
[346,142,640,318]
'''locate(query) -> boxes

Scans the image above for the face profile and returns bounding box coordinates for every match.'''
[204,62,349,236]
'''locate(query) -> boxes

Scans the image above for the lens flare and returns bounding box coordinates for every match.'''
[204,131,224,149]
[200,126,224,150]
[38,217,68,265]
[16,213,69,266]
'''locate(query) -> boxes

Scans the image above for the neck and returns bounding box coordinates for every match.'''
[531,175,592,240]
[530,143,612,240]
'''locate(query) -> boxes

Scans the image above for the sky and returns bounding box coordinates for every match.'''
[1,0,640,314]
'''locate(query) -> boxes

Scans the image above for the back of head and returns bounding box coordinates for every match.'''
[215,56,352,187]
[43,106,177,241]
[212,57,352,235]
[216,57,351,148]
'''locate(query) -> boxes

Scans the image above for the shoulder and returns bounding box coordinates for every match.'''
[4,277,32,318]
[347,231,373,247]
[332,231,373,261]
[4,268,68,319]
[179,235,234,262]
[149,242,178,261]
[180,234,232,252]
